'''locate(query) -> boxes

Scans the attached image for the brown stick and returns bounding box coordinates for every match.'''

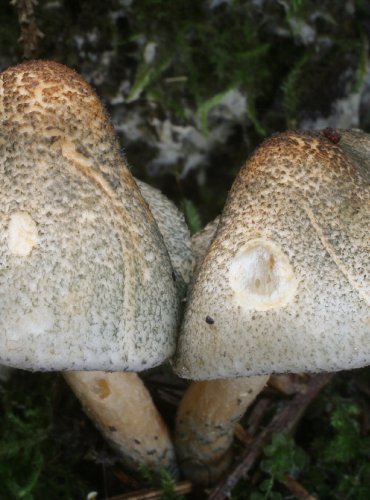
[107,480,192,500]
[113,468,141,490]
[208,373,333,500]
[246,397,272,436]
[11,0,43,59]
[282,475,317,500]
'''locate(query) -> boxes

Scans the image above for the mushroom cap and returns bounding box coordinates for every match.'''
[136,180,193,285]
[190,217,219,272]
[173,130,370,380]
[0,60,178,371]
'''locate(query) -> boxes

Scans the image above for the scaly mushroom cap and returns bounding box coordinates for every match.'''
[190,217,219,273]
[136,180,193,285]
[174,130,369,380]
[0,60,178,371]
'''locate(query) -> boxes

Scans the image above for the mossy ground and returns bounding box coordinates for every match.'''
[1,368,370,498]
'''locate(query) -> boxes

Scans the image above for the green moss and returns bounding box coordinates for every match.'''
[232,369,370,499]
[139,464,185,499]
[307,397,370,499]
[128,0,272,134]
[181,198,202,235]
[0,371,94,499]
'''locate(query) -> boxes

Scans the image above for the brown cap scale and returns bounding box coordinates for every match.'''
[173,130,369,483]
[0,60,178,371]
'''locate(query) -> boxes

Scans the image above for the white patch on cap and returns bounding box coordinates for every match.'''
[229,239,297,311]
[5,306,55,347]
[8,212,38,256]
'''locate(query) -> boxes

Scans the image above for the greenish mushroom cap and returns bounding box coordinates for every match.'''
[0,60,179,372]
[174,130,369,380]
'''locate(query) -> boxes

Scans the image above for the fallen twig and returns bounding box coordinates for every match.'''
[234,423,251,445]
[283,475,317,500]
[113,468,141,490]
[107,480,192,500]
[11,0,43,59]
[245,397,272,436]
[208,373,333,500]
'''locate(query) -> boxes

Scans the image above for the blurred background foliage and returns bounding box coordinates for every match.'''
[0,0,370,498]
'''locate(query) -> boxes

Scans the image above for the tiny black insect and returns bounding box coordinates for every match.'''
[206,315,214,324]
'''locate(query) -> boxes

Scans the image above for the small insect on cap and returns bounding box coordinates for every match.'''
[173,130,369,380]
[0,61,179,371]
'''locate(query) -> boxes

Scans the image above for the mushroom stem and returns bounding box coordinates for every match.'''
[64,371,178,476]
[175,375,268,485]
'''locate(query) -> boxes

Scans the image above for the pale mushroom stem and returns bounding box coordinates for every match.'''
[175,375,268,485]
[64,371,178,477]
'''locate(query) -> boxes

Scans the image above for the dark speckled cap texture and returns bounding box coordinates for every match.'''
[174,130,369,380]
[0,60,179,371]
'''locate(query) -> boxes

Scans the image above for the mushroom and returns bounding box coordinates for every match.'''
[190,216,219,270]
[0,60,181,473]
[173,130,369,484]
[135,179,193,290]
[175,219,268,484]
[65,179,193,474]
